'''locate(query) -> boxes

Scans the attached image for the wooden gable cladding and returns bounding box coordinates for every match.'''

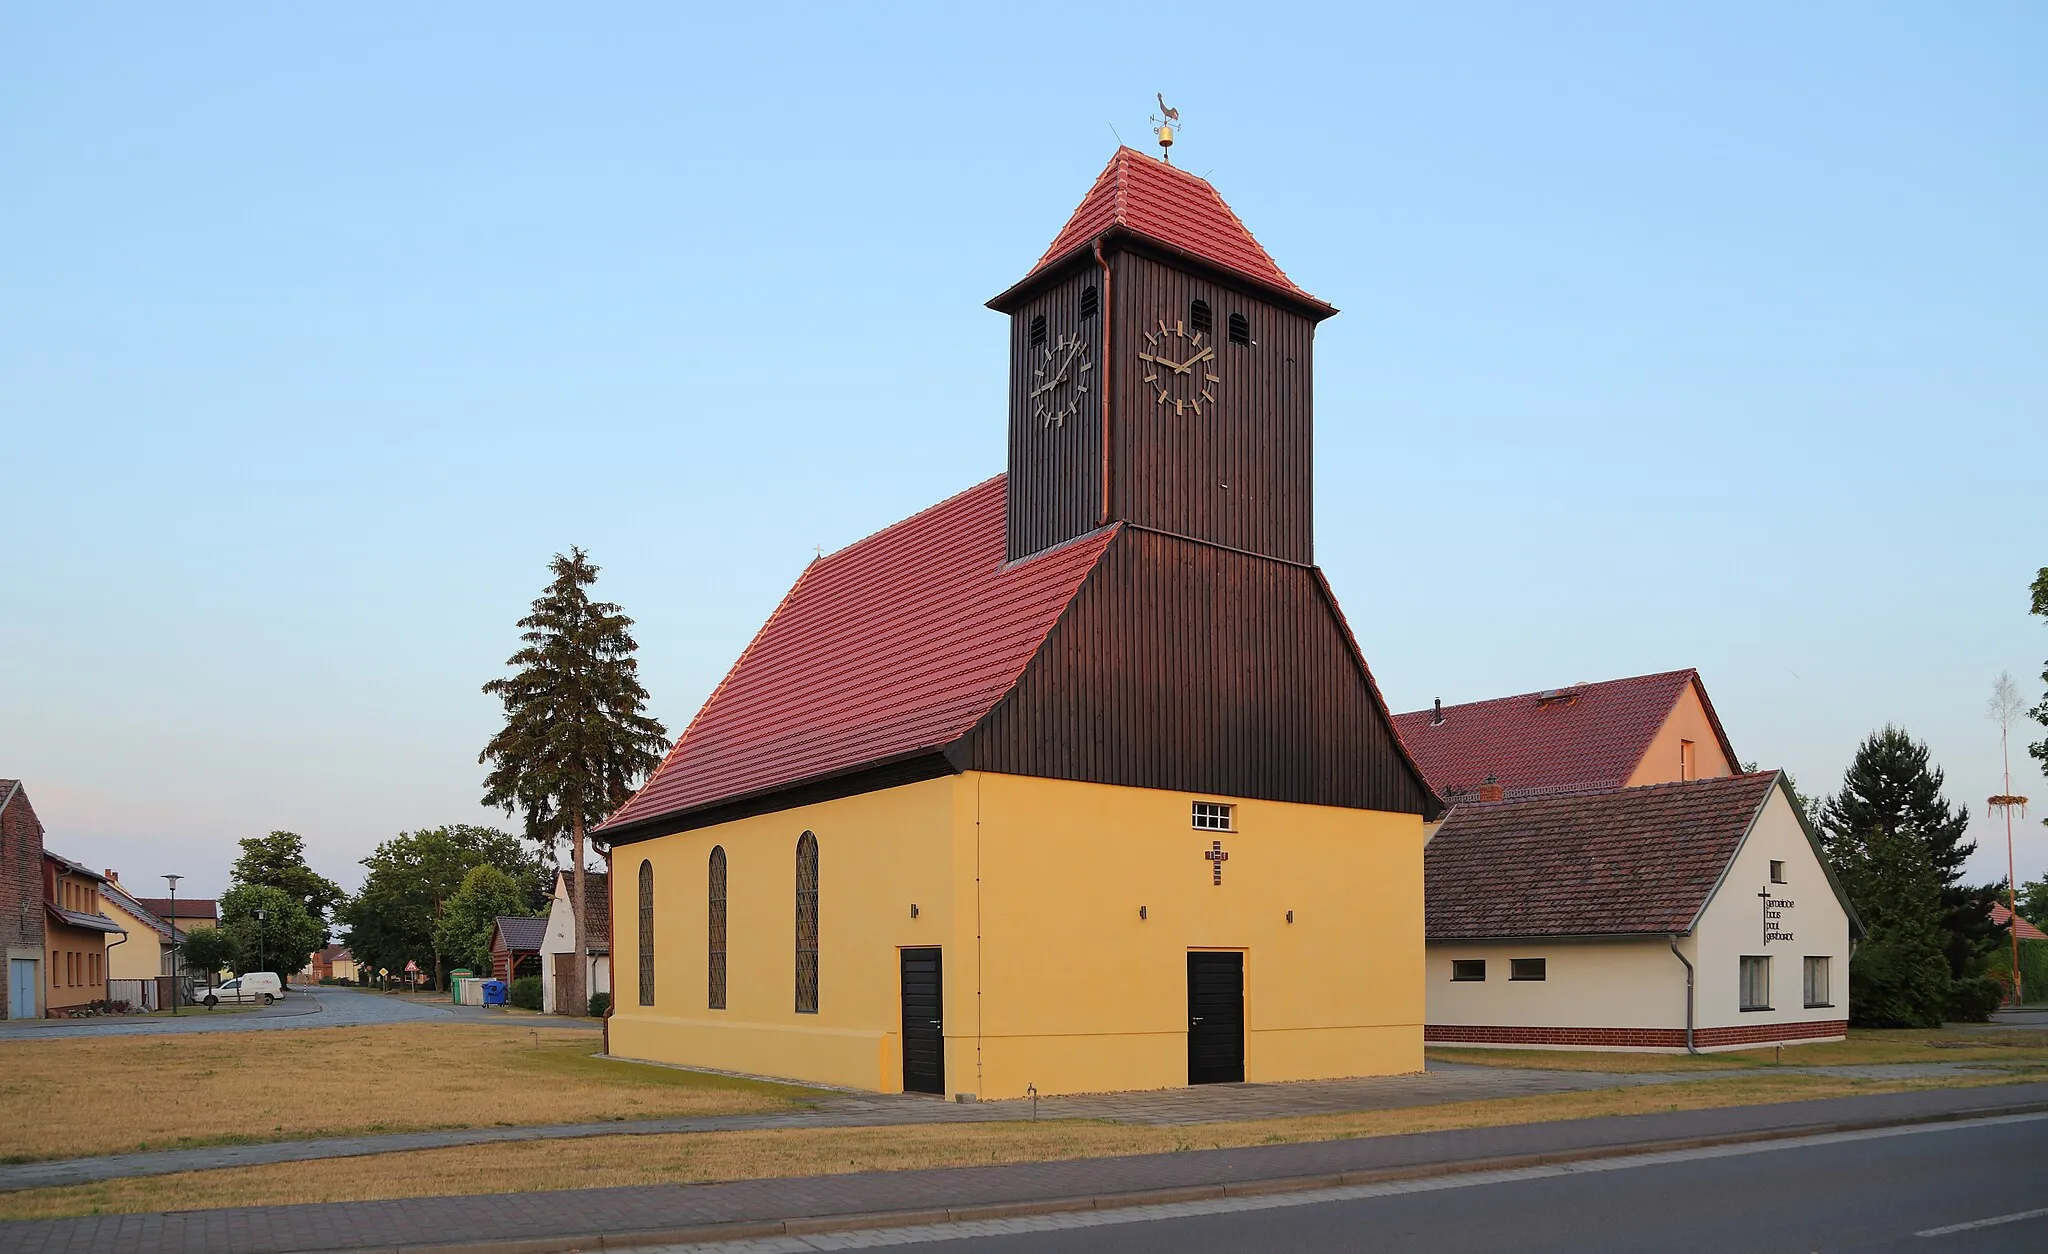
[1108,250,1316,566]
[956,527,1434,817]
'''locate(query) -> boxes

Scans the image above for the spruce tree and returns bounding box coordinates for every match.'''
[1821,726,1999,1024]
[480,548,667,1016]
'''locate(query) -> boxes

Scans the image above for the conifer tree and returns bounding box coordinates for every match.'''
[1821,726,2000,1024]
[2030,567,2048,775]
[480,548,668,1016]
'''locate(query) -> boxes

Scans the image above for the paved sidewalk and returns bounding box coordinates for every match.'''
[0,1058,2008,1192]
[4,1081,2043,1254]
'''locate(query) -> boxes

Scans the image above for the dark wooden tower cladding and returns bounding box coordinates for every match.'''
[954,527,1435,817]
[991,160,1334,566]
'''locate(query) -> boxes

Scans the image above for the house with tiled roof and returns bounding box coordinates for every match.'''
[98,871,179,988]
[1425,772,1860,1052]
[489,916,547,983]
[599,143,1435,1098]
[1991,901,2047,943]
[541,869,611,1014]
[1394,669,1738,809]
[42,852,123,1016]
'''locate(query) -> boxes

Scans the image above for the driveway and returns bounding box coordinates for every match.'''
[0,986,596,1039]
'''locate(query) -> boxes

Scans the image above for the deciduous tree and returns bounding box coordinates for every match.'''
[218,883,324,979]
[480,548,667,1015]
[335,825,542,990]
[231,831,344,924]
[433,864,535,976]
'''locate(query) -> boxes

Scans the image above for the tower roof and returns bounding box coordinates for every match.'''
[991,148,1330,314]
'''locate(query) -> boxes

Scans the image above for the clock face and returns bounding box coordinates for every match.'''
[1030,332,1092,428]
[1139,317,1220,416]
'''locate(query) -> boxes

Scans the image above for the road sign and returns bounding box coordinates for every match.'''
[404,960,419,973]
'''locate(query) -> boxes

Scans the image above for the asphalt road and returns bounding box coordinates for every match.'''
[0,985,595,1038]
[779,1114,2048,1254]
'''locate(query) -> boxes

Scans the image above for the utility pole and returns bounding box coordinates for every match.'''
[1988,673,2031,1005]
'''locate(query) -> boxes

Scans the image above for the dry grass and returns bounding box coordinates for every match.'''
[0,1024,820,1163]
[1428,1027,2048,1073]
[0,1072,2026,1222]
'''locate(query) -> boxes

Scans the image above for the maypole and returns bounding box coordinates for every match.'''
[1988,673,2031,1004]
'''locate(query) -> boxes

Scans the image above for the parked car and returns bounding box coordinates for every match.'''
[202,972,283,1007]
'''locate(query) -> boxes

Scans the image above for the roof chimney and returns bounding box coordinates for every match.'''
[1431,698,1444,726]
[1478,774,1504,804]
[106,869,119,883]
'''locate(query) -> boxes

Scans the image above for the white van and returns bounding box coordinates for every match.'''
[202,972,283,1007]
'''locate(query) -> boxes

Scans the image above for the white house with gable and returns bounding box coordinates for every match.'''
[1425,771,1860,1052]
[540,869,611,1015]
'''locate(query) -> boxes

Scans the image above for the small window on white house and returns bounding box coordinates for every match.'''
[1509,958,1546,981]
[1192,802,1234,831]
[1740,955,1771,1010]
[1451,959,1486,982]
[1803,956,1831,1008]
[1770,860,1787,884]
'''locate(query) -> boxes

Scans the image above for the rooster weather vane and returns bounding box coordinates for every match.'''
[1150,94,1181,163]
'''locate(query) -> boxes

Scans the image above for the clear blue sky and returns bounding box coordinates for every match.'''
[3,3,2043,901]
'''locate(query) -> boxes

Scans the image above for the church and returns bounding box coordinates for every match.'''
[597,145,1436,1099]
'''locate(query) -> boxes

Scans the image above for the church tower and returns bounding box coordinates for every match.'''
[988,148,1336,565]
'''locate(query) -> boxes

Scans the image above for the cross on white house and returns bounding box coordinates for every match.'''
[1205,840,1229,885]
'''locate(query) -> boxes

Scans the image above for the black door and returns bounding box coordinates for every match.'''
[1187,951,1245,1084]
[900,948,945,1095]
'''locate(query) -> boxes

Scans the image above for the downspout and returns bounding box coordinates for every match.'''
[1093,238,1113,526]
[1668,934,1698,1055]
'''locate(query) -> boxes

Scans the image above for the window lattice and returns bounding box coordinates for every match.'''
[1029,314,1047,347]
[1079,285,1099,320]
[1192,801,1233,831]
[637,859,655,1007]
[795,831,819,1014]
[707,845,728,1010]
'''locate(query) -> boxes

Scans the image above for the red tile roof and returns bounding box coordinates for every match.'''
[1393,669,1737,803]
[1011,148,1326,309]
[557,870,611,947]
[1992,902,2048,942]
[601,477,1117,835]
[137,898,218,920]
[1426,772,1784,940]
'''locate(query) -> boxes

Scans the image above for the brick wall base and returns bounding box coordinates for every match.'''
[1426,1019,1849,1053]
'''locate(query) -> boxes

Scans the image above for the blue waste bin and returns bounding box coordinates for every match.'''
[480,979,508,1006]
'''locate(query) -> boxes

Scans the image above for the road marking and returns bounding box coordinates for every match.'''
[1917,1205,2048,1237]
[642,1112,2048,1251]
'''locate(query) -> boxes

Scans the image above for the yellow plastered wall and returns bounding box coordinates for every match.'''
[607,772,1425,1098]
[607,777,960,1093]
[1628,682,1735,787]
[969,773,1423,1097]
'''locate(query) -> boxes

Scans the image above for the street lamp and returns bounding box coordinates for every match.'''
[254,908,266,980]
[162,874,182,1016]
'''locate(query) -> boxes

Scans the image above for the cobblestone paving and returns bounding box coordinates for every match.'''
[3,1083,2043,1254]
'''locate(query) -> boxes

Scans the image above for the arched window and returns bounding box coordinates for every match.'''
[795,831,819,1013]
[1079,285,1099,320]
[637,860,655,1007]
[1029,314,1047,348]
[707,845,728,1010]
[1190,299,1213,337]
[1228,312,1251,346]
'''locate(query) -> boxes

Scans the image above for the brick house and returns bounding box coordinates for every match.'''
[2,780,48,1020]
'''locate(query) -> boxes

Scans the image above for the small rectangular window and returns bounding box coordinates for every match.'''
[1451,959,1486,982]
[1192,801,1234,831]
[1770,860,1786,884]
[1680,739,1696,781]
[1741,955,1771,1010]
[1509,958,1546,982]
[1803,956,1831,1008]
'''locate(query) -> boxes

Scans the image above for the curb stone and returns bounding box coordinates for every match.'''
[381,1095,2048,1254]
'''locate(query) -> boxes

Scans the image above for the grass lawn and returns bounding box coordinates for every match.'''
[1426,1027,2048,1073]
[0,1072,2029,1222]
[0,1023,822,1163]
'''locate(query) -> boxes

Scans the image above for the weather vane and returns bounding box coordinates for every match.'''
[1150,93,1180,163]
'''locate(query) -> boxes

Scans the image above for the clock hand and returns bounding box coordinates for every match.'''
[1139,350,1185,373]
[1175,346,1215,375]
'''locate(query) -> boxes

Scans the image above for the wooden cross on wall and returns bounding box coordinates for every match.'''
[1205,840,1229,885]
